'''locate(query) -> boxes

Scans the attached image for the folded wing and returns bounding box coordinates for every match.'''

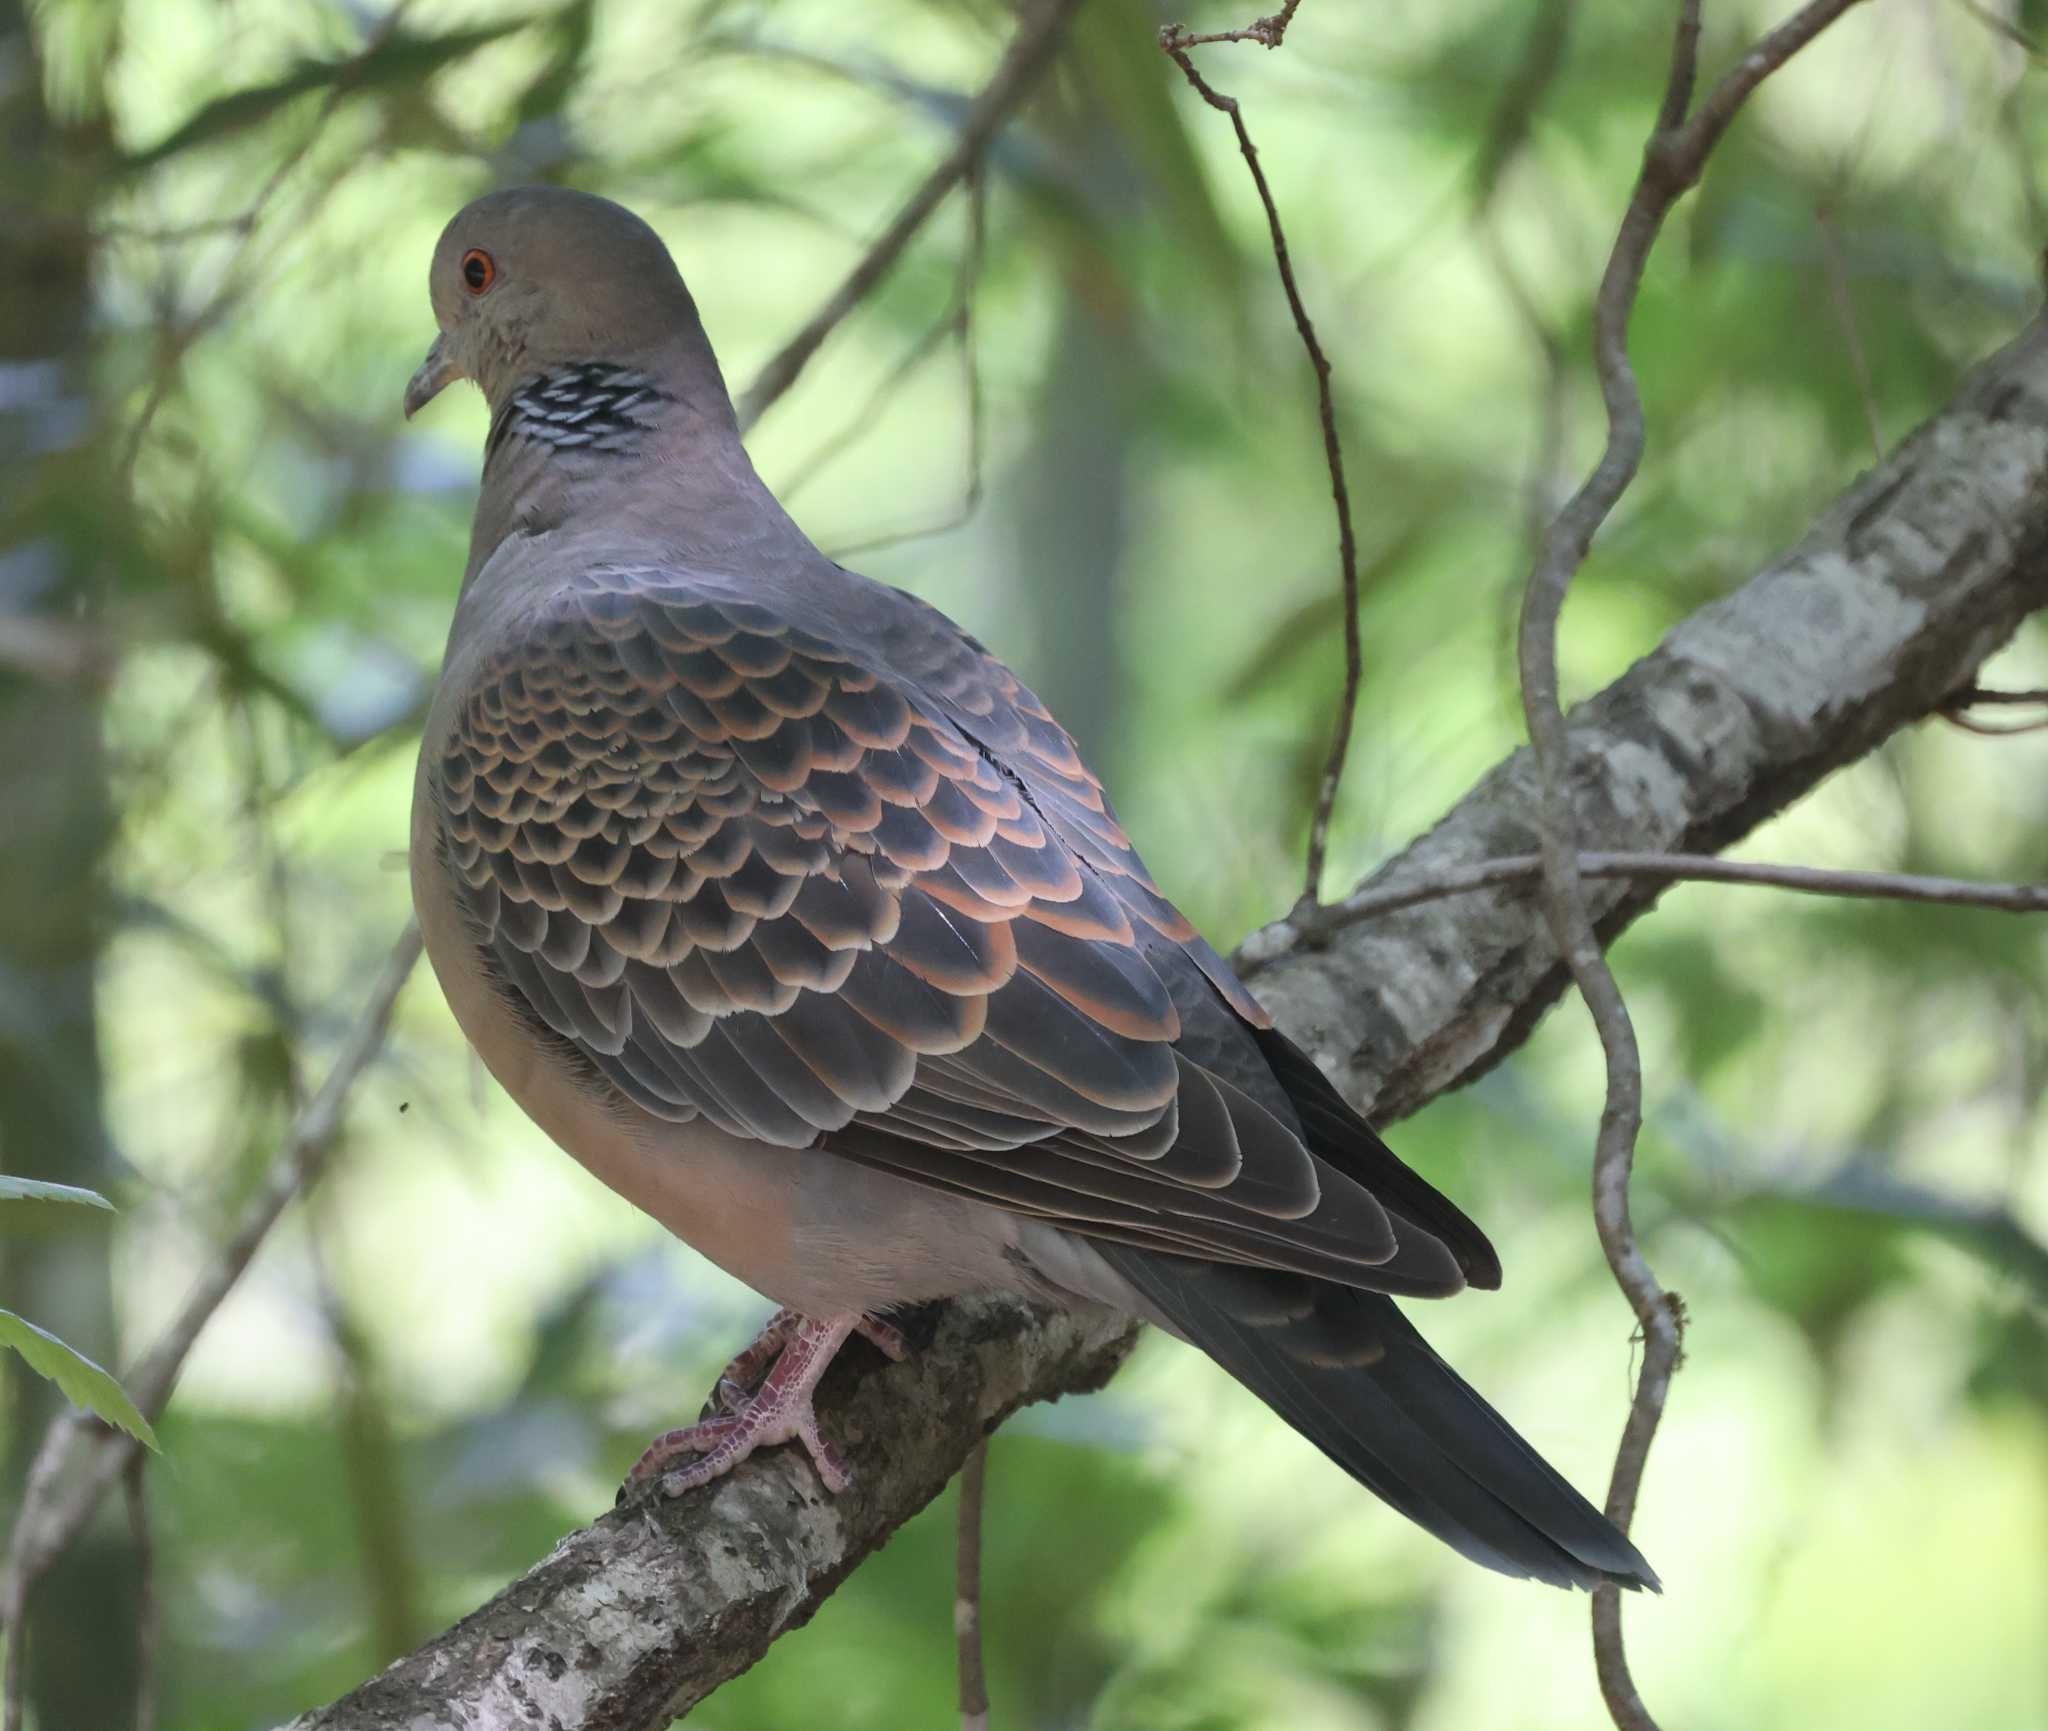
[432,565,1480,1293]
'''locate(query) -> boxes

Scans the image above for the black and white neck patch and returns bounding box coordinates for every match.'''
[488,362,669,459]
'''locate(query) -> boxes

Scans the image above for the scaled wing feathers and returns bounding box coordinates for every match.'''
[435,565,1445,1288]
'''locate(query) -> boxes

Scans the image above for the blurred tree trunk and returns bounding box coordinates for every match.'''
[0,4,139,1723]
[1004,86,1142,777]
[1010,286,1134,773]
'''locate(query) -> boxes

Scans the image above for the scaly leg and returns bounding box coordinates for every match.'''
[701,1308,909,1417]
[625,1310,910,1497]
[703,1307,799,1416]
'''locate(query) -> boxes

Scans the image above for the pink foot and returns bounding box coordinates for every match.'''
[704,1307,800,1416]
[701,1309,909,1418]
[624,1311,909,1498]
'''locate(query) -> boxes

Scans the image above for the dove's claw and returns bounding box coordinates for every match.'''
[853,1314,910,1362]
[694,1307,909,1421]
[701,1308,801,1417]
[626,1312,886,1498]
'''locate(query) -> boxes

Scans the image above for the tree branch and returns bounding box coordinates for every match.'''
[1238,310,2048,1124]
[1511,4,1864,1722]
[955,1439,991,1731]
[282,1300,1133,1731]
[0,921,423,1725]
[1251,850,2048,945]
[283,308,2048,1727]
[735,0,1084,432]
[1160,15,1363,906]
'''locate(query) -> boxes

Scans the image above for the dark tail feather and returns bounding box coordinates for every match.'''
[1097,1244,1659,1592]
[1253,1027,1504,1290]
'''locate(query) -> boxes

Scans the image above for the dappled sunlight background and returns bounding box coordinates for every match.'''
[9,0,2048,1724]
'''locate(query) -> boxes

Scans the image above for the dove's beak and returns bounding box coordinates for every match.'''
[403,334,462,420]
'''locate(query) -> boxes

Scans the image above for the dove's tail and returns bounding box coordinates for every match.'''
[1094,1243,1659,1592]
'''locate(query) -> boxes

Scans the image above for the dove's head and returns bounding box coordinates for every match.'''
[404,186,719,421]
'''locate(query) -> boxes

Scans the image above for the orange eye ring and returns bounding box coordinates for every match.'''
[460,248,497,295]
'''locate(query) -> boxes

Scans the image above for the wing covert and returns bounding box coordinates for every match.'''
[438,569,1188,1138]
[434,566,1424,1286]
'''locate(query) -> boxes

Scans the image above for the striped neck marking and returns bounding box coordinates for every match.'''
[490,362,669,458]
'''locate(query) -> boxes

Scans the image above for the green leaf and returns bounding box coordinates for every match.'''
[0,1176,113,1209]
[0,1312,158,1450]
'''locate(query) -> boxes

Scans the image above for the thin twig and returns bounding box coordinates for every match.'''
[955,1439,991,1731]
[1161,15,1362,908]
[1946,684,2048,703]
[1512,0,1684,1687]
[1238,849,2048,970]
[0,922,423,1727]
[1469,0,1578,718]
[1939,682,2048,734]
[820,161,991,561]
[1164,0,1301,50]
[1959,0,2045,58]
[737,0,1084,431]
[113,3,416,487]
[1939,707,2048,736]
[1478,223,1570,711]
[780,315,954,506]
[0,1412,80,1731]
[1511,3,1865,1726]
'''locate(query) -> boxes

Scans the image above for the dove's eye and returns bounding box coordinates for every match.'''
[461,249,497,295]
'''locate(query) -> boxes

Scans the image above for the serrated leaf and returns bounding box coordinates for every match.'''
[0,1311,157,1450]
[0,1176,113,1209]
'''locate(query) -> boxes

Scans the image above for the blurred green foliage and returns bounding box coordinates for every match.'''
[4,0,2048,1726]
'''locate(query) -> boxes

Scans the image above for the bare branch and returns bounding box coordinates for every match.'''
[1946,684,2048,704]
[1160,14,1362,906]
[1249,850,2048,954]
[281,1302,1133,1731]
[956,1440,991,1731]
[821,162,992,562]
[1514,31,1703,1730]
[0,921,424,1715]
[1511,4,1865,1725]
[1939,682,2048,734]
[1672,0,1868,167]
[1162,0,1301,51]
[736,0,1084,432]
[112,2,420,486]
[1236,309,2048,1112]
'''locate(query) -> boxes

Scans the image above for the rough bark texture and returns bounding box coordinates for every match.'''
[1238,315,2048,1121]
[286,315,2048,1730]
[281,1300,1135,1731]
